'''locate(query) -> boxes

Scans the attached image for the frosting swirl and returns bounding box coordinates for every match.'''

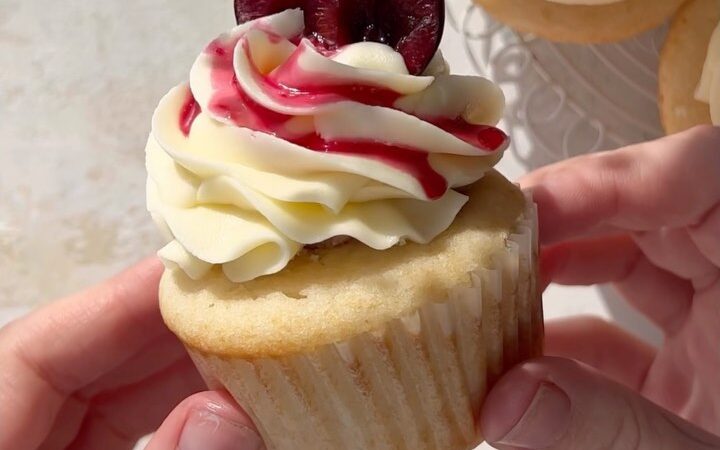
[695,20,720,125]
[146,9,508,282]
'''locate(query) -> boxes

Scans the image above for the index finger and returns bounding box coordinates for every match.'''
[0,257,167,450]
[521,126,720,245]
[2,257,166,393]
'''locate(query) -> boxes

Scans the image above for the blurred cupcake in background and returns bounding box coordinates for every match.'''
[475,0,688,43]
[660,0,720,133]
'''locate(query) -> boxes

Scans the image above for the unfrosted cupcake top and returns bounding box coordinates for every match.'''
[695,19,720,125]
[146,9,508,282]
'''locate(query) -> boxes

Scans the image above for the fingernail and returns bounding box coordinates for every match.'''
[178,406,264,450]
[496,381,571,449]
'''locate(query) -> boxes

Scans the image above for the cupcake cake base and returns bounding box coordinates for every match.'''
[161,171,542,450]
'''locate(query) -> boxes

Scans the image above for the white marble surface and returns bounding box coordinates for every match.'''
[0,0,233,308]
[1,1,664,449]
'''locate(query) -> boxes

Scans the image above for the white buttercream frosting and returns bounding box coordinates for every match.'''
[695,20,720,125]
[146,9,507,282]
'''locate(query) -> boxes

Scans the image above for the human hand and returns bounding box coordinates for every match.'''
[0,258,263,450]
[480,125,720,449]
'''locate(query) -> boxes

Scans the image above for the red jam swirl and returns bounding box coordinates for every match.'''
[179,93,201,137]
[295,134,448,200]
[205,39,293,136]
[181,31,507,199]
[265,42,403,108]
[430,118,509,151]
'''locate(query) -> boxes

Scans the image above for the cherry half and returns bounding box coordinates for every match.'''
[234,0,445,75]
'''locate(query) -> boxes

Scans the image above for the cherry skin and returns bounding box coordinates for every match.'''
[234,0,445,75]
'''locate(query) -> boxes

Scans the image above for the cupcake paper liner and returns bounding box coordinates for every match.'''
[187,194,542,450]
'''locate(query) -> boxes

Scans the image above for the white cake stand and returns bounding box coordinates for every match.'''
[446,0,666,167]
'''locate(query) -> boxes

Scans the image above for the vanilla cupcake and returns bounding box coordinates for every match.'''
[660,0,720,133]
[147,7,541,450]
[475,0,688,43]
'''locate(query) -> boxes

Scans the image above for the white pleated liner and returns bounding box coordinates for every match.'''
[188,194,542,450]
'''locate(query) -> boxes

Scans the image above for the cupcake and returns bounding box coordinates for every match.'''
[474,0,688,43]
[659,0,720,133]
[147,4,542,449]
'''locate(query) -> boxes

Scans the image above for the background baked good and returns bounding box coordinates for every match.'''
[659,0,720,133]
[475,0,688,43]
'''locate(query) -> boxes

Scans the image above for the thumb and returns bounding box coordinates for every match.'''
[145,391,264,450]
[480,357,720,450]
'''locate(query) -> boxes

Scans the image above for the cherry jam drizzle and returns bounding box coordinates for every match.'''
[294,134,448,200]
[181,31,507,199]
[179,93,201,137]
[265,42,403,108]
[205,39,292,135]
[431,118,508,151]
